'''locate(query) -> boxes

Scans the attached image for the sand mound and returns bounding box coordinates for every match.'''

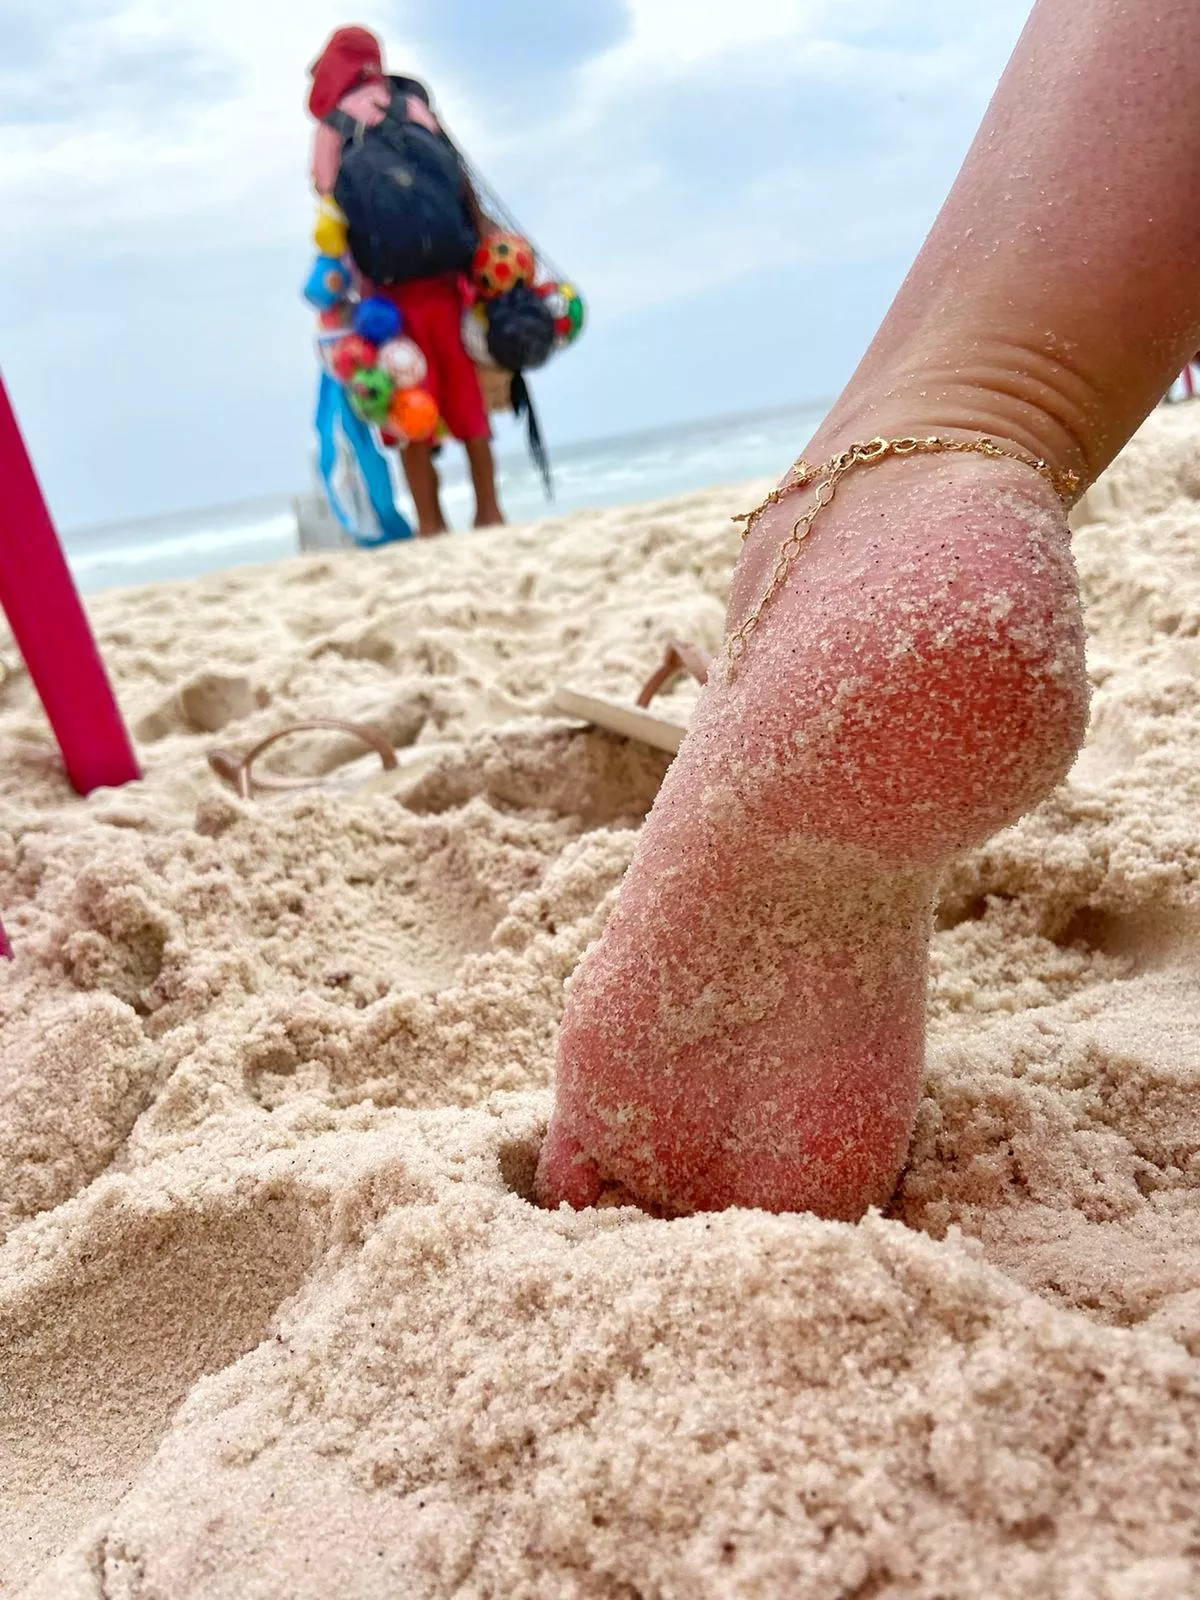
[1,433,1199,1596]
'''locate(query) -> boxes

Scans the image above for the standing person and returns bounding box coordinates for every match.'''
[307,26,504,536]
[536,0,1200,1220]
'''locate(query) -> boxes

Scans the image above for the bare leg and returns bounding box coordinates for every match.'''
[465,437,504,528]
[400,444,449,537]
[538,0,1200,1218]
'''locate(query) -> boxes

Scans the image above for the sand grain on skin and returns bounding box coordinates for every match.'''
[1,421,1199,1596]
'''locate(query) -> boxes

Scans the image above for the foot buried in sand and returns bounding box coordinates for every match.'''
[537,445,1089,1219]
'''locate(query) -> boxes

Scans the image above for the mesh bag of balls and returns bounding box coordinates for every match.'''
[462,231,585,405]
[303,208,583,436]
[305,208,442,446]
[314,297,442,445]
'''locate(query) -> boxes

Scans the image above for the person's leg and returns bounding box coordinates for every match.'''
[386,281,449,536]
[429,284,503,527]
[537,0,1200,1218]
[465,436,504,527]
[399,444,448,536]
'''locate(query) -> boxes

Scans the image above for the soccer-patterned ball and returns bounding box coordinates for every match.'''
[460,304,497,367]
[472,232,536,299]
[537,280,585,346]
[377,336,428,390]
[348,366,395,423]
[537,285,567,320]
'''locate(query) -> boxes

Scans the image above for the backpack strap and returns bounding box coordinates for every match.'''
[381,87,414,131]
[322,108,359,141]
[323,88,411,142]
[389,75,430,106]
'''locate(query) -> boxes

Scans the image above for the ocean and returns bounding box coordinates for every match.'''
[61,401,827,593]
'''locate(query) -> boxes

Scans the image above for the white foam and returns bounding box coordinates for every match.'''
[67,513,297,576]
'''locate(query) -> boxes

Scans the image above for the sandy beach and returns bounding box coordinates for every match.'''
[2,407,1200,1597]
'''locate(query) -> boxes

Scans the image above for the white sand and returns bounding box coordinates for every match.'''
[1,417,1199,1597]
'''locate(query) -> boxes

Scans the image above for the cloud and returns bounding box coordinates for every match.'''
[441,3,1031,317]
[397,0,630,121]
[0,0,228,125]
[587,0,815,83]
[0,0,398,254]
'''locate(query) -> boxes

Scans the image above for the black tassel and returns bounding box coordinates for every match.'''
[510,373,553,501]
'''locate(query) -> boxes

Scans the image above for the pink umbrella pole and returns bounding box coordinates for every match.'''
[0,374,142,956]
[0,371,139,796]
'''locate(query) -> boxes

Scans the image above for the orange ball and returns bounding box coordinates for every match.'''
[388,385,440,442]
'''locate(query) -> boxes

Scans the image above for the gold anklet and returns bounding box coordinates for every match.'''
[726,434,1080,665]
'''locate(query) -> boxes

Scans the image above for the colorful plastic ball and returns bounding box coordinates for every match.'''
[377,336,428,390]
[303,254,351,311]
[537,279,585,345]
[388,386,440,443]
[332,334,378,383]
[348,366,396,423]
[560,282,585,336]
[460,305,496,367]
[313,197,349,258]
[318,303,351,331]
[472,232,536,299]
[353,295,404,346]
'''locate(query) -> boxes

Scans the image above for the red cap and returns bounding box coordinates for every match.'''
[308,26,384,121]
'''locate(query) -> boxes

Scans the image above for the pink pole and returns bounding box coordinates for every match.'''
[0,372,140,955]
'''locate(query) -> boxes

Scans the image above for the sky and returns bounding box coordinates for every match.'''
[0,0,1036,530]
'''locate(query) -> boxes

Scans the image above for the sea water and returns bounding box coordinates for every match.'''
[62,401,827,594]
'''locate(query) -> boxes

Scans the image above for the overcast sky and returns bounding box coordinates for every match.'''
[0,0,1034,529]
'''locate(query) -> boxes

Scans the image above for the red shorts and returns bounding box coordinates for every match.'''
[380,276,489,443]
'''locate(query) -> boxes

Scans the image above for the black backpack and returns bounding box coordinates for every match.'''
[326,81,478,286]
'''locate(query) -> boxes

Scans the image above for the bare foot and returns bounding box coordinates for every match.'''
[536,448,1088,1218]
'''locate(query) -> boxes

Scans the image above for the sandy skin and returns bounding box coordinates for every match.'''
[537,450,1088,1216]
[537,0,1200,1218]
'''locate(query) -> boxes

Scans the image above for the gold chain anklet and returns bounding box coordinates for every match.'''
[725,434,1081,665]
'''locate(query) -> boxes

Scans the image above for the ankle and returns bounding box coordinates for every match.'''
[809,353,1109,493]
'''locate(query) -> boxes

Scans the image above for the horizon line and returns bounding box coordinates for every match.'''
[61,395,833,540]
